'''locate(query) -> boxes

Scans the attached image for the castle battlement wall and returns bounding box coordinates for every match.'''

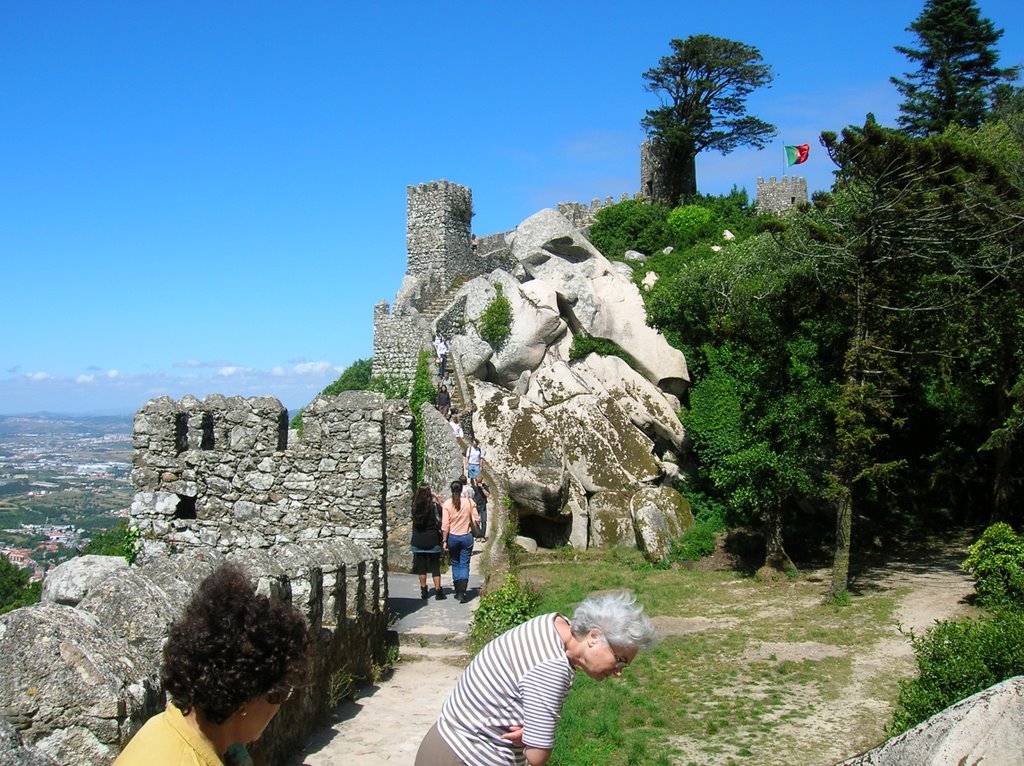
[556,193,634,229]
[130,392,414,566]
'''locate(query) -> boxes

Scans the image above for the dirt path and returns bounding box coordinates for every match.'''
[290,536,980,766]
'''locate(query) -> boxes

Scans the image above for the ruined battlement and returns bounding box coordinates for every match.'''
[130,392,414,565]
[557,193,634,228]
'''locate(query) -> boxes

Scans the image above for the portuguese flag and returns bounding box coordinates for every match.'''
[785,144,810,166]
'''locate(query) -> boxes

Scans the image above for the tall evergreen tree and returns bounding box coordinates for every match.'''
[642,35,776,204]
[891,0,1019,136]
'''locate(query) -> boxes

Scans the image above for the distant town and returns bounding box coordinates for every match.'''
[0,414,133,579]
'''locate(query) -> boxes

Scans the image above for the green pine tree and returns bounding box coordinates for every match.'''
[891,0,1020,136]
[641,36,776,204]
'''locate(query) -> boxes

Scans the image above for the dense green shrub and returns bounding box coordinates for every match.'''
[478,284,513,349]
[322,358,373,396]
[588,199,673,260]
[407,349,437,485]
[889,612,1024,735]
[671,520,718,561]
[469,573,540,653]
[0,557,41,615]
[962,522,1024,611]
[568,335,637,368]
[82,519,141,564]
[291,357,374,431]
[667,205,719,246]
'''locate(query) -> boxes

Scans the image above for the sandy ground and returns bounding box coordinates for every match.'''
[289,535,980,766]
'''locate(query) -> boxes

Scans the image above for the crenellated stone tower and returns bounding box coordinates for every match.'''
[755,175,808,214]
[372,180,475,383]
[406,179,474,286]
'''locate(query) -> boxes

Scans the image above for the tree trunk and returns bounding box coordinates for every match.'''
[830,486,852,598]
[989,371,1013,523]
[757,504,796,581]
[680,154,698,200]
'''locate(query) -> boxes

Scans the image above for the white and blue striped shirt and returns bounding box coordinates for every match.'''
[438,613,574,765]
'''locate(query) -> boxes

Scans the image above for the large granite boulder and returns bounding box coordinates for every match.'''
[455,271,567,387]
[77,569,179,674]
[507,208,689,397]
[631,487,694,562]
[577,354,684,451]
[0,719,53,766]
[41,555,128,607]
[0,604,159,766]
[589,491,636,548]
[840,676,1024,765]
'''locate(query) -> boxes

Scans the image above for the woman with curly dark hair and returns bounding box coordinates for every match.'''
[115,563,311,765]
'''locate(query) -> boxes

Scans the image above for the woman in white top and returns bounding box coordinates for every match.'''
[415,590,657,766]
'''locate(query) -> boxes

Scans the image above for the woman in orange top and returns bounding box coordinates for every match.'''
[441,480,480,604]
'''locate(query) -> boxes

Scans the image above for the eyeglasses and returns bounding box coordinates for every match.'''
[266,685,295,705]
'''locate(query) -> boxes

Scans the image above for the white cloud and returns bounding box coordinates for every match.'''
[28,371,52,381]
[218,366,250,377]
[174,359,233,369]
[270,366,287,377]
[294,361,333,375]
[76,374,95,384]
[105,369,119,379]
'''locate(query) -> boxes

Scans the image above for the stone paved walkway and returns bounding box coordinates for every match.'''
[288,549,483,765]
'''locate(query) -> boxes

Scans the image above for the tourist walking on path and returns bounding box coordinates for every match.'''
[472,477,489,541]
[414,590,657,766]
[441,480,479,604]
[436,385,451,418]
[410,484,447,600]
[115,563,311,766]
[448,413,464,439]
[464,438,484,480]
[438,336,450,378]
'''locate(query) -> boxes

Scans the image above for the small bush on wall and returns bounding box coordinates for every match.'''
[479,284,513,349]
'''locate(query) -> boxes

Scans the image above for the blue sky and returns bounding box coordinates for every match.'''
[2,1,1022,416]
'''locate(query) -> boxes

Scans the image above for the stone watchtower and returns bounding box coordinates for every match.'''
[371,180,474,382]
[406,180,474,288]
[640,139,670,205]
[755,176,808,214]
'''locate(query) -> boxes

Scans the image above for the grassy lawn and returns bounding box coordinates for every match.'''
[520,547,908,766]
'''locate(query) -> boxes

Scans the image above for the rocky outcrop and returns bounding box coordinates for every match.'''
[840,676,1024,765]
[422,207,693,561]
[41,555,128,607]
[506,209,689,397]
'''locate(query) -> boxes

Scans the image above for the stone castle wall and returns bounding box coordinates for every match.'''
[0,390,411,764]
[557,193,634,229]
[130,392,414,567]
[755,175,808,214]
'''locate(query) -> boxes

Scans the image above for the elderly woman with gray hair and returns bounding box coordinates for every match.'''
[415,590,657,766]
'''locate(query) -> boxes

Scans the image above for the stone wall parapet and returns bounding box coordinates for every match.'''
[0,543,388,765]
[130,393,412,565]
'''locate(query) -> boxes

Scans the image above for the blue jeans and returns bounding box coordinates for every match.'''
[478,509,487,538]
[447,533,474,583]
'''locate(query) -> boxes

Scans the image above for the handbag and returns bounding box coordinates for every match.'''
[470,518,484,539]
